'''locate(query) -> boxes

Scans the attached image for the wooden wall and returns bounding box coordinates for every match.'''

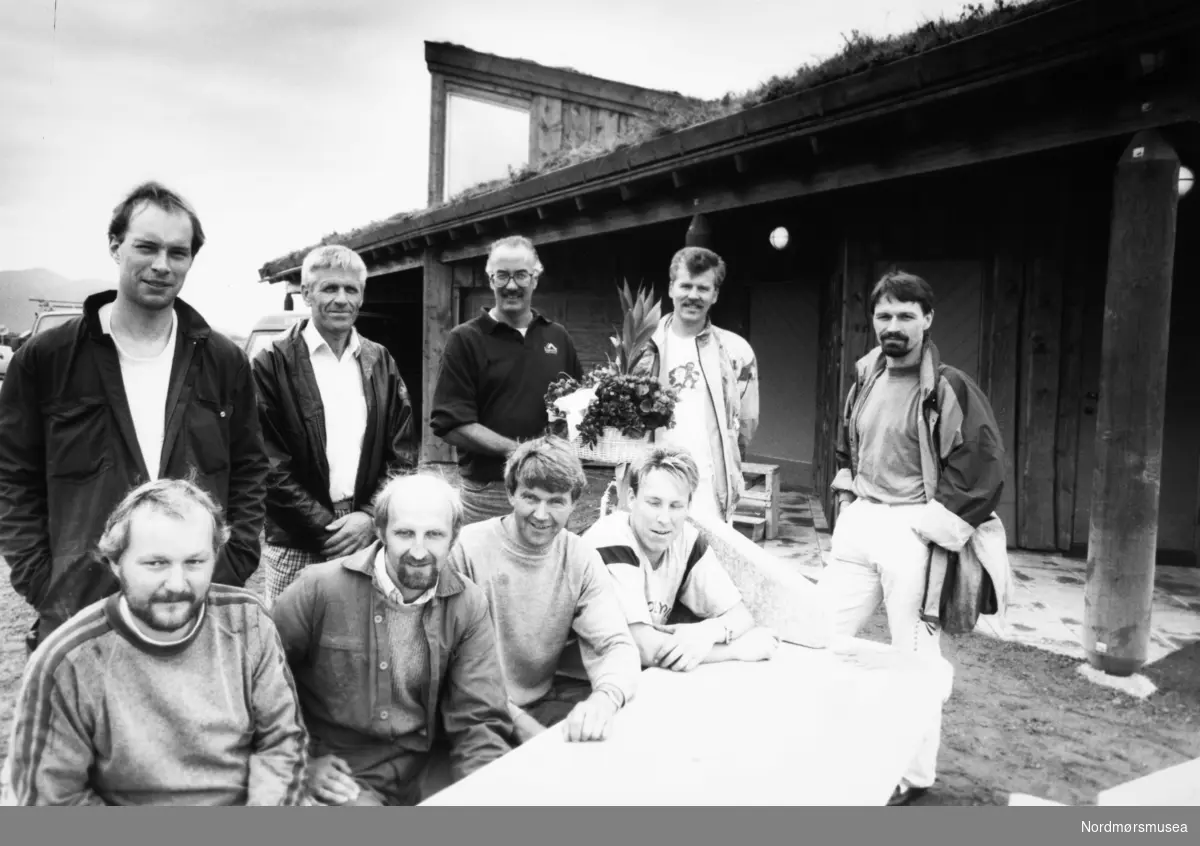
[529,96,636,166]
[814,144,1200,562]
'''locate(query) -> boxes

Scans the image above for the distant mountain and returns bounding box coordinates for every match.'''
[0,269,110,336]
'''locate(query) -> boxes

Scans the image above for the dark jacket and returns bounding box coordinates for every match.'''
[270,544,513,783]
[251,321,415,552]
[0,291,269,643]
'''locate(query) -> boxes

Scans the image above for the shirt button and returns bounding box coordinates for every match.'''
[380,711,389,720]
[379,661,388,670]
[374,615,383,623]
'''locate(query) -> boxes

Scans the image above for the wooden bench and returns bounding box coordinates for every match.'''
[734,462,781,542]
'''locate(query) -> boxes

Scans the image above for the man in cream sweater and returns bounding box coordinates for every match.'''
[451,436,640,744]
[2,478,307,806]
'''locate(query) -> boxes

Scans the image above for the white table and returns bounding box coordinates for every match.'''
[422,638,944,806]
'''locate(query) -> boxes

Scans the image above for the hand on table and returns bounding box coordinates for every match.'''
[652,622,720,673]
[322,511,375,559]
[562,693,618,743]
[305,755,361,806]
[730,627,781,663]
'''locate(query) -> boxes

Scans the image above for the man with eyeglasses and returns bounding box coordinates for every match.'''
[431,235,583,524]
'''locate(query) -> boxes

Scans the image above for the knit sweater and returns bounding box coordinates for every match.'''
[2,586,308,806]
[450,517,640,709]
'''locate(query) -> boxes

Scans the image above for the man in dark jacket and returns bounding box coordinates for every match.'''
[252,245,415,607]
[0,181,269,651]
[272,472,513,806]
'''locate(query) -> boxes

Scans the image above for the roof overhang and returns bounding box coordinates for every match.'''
[260,0,1200,284]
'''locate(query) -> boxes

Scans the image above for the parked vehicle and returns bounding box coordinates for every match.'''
[243,310,309,360]
[0,307,84,383]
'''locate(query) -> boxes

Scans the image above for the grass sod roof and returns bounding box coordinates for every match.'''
[261,0,1074,278]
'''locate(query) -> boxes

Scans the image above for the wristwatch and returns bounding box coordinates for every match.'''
[721,624,734,645]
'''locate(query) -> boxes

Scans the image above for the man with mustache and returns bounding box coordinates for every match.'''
[819,270,1008,806]
[271,473,513,806]
[251,245,415,607]
[3,478,308,805]
[0,181,269,652]
[450,436,640,745]
[430,236,583,524]
[628,247,759,526]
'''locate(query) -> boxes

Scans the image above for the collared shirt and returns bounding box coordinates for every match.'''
[372,548,438,607]
[302,319,367,502]
[429,308,582,483]
[99,303,178,481]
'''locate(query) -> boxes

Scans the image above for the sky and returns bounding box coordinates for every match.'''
[1,0,990,333]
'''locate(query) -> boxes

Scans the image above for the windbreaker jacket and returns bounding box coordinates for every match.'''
[251,321,415,552]
[630,314,759,520]
[0,291,269,644]
[831,341,1013,623]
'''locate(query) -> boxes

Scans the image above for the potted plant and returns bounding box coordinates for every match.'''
[545,282,679,465]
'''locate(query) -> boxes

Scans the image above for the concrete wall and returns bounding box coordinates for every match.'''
[747,279,820,489]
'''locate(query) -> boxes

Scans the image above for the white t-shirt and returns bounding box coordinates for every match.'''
[658,331,722,521]
[99,303,177,481]
[303,320,368,503]
[582,512,742,628]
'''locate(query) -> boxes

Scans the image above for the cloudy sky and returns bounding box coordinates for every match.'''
[2,0,985,332]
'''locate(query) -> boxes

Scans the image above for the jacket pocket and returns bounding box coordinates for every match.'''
[188,395,232,475]
[312,635,368,719]
[43,397,112,481]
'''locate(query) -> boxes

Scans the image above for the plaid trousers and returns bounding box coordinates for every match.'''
[262,504,352,608]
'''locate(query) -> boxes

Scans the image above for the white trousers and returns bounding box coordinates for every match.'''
[817,499,952,790]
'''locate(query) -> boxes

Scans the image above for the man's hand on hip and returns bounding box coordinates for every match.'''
[322,511,375,559]
[562,692,619,743]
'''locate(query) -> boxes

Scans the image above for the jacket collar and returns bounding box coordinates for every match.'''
[478,307,550,335]
[83,290,212,342]
[339,541,466,599]
[862,338,942,398]
[654,312,714,349]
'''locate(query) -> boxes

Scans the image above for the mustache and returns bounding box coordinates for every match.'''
[881,334,908,342]
[398,552,434,568]
[151,590,196,604]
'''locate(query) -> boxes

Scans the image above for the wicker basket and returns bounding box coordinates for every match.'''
[572,428,651,466]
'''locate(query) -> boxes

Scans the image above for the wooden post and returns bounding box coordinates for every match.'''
[1084,130,1180,677]
[427,74,448,206]
[422,250,455,465]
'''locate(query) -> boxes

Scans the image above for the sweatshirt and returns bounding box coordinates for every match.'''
[450,516,640,709]
[2,586,308,806]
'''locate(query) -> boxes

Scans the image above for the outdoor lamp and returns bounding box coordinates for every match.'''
[769,226,789,250]
[1179,165,1194,198]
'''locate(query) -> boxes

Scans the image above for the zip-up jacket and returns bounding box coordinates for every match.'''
[832,341,1013,620]
[630,314,759,520]
[251,321,415,552]
[0,291,269,644]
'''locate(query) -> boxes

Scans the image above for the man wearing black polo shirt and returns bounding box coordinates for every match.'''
[431,236,583,524]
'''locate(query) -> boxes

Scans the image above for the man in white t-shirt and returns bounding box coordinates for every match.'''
[0,181,269,651]
[629,247,758,525]
[583,445,778,672]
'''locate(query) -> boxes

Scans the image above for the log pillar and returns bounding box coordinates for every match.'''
[1084,129,1180,676]
[421,249,456,465]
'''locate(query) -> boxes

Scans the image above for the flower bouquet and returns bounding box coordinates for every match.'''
[545,282,679,465]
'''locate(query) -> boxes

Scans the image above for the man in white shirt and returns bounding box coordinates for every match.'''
[629,247,759,525]
[0,181,270,651]
[252,245,415,606]
[583,445,778,672]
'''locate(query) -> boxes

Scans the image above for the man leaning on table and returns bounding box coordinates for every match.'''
[583,445,778,672]
[451,436,641,746]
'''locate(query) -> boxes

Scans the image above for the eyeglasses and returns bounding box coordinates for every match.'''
[490,270,536,287]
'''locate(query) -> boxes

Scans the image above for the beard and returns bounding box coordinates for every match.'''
[880,334,914,358]
[120,580,205,635]
[393,552,439,593]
